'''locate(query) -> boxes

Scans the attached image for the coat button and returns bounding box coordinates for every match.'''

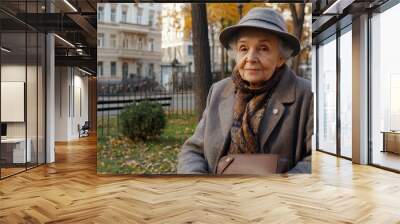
[272,108,278,114]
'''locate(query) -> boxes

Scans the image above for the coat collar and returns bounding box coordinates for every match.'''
[217,64,297,153]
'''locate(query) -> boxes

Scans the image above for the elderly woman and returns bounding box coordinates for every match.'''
[177,7,313,174]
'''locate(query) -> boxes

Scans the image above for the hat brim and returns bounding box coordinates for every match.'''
[219,21,301,57]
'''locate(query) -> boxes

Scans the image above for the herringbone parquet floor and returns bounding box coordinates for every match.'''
[0,135,400,224]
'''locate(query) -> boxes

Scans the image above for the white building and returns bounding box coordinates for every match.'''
[97,3,162,83]
[161,3,233,80]
[161,4,193,71]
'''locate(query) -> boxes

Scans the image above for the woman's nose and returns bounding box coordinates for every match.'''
[245,49,258,63]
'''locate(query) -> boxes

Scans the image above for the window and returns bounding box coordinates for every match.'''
[149,63,154,79]
[111,62,116,76]
[317,36,337,155]
[137,62,142,76]
[111,7,116,22]
[122,63,129,79]
[110,34,116,48]
[339,28,352,158]
[149,10,154,27]
[138,37,143,50]
[97,33,104,48]
[371,3,400,171]
[121,8,127,23]
[123,36,128,48]
[131,35,136,49]
[149,38,154,51]
[97,62,103,76]
[97,6,104,22]
[156,11,162,29]
[188,45,193,55]
[137,8,143,24]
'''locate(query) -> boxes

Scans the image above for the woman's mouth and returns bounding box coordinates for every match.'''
[245,69,261,75]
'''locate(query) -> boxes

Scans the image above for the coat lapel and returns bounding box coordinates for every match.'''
[218,80,234,140]
[259,65,297,150]
[258,97,285,151]
[213,80,234,173]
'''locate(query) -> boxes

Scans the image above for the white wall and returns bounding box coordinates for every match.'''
[54,67,89,141]
[55,66,69,141]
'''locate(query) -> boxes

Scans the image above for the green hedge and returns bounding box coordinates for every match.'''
[120,101,166,140]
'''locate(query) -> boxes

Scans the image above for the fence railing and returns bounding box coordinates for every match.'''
[97,72,196,137]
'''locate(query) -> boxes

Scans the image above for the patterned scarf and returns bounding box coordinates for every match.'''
[228,65,284,154]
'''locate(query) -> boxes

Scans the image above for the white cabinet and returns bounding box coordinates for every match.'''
[1,138,32,163]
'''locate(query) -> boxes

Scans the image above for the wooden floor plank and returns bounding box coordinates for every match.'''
[0,135,399,223]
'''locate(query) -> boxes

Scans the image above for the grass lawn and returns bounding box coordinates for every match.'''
[97,113,198,174]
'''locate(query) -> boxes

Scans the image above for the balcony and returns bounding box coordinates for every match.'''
[98,47,161,60]
[98,48,119,58]
[98,22,160,35]
[119,48,161,60]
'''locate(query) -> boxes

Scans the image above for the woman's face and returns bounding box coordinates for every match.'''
[234,29,285,86]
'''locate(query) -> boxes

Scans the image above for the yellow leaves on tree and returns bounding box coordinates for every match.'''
[180,3,266,40]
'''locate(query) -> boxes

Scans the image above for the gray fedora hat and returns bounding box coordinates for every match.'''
[219,7,300,57]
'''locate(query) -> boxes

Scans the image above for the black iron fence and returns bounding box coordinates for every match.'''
[97,72,197,137]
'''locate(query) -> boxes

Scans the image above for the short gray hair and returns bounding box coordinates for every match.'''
[227,35,293,60]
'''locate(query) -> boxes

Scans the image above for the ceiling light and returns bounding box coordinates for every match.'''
[63,0,78,12]
[78,67,92,76]
[1,47,11,53]
[322,0,355,15]
[54,34,75,48]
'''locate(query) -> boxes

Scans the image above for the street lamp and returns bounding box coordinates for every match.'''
[171,58,180,91]
[188,61,192,74]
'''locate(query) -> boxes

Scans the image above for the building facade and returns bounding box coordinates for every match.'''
[97,3,162,83]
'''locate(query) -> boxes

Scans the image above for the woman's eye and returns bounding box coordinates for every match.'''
[260,46,269,51]
[239,46,248,52]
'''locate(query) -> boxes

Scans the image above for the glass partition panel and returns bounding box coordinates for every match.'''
[371,3,400,171]
[38,32,45,165]
[27,31,38,169]
[0,0,46,179]
[317,36,337,154]
[1,31,27,178]
[339,28,352,158]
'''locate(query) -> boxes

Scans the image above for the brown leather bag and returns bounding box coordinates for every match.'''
[216,154,279,175]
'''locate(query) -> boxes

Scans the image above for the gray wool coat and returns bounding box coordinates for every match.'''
[177,65,313,174]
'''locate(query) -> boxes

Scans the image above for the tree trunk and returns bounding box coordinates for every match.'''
[191,3,213,121]
[220,45,225,80]
[220,18,225,80]
[289,3,305,77]
[211,25,215,73]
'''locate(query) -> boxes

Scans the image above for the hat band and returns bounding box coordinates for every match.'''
[239,18,286,33]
